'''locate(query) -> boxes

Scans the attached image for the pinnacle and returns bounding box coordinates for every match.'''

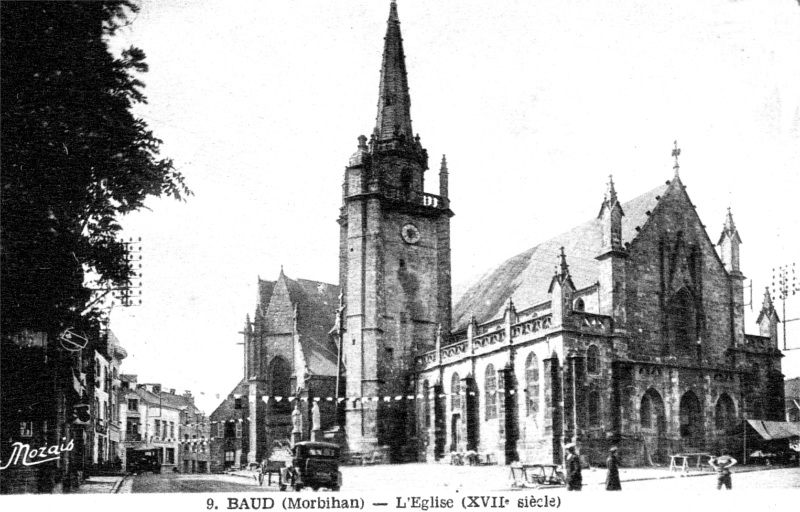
[724,207,736,233]
[605,174,618,206]
[558,246,570,278]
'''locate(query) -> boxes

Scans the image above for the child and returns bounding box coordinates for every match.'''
[708,454,737,490]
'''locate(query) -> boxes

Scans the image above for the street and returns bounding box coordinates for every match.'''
[113,465,800,494]
[126,472,276,494]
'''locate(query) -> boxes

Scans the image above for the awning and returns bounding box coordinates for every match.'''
[747,420,800,440]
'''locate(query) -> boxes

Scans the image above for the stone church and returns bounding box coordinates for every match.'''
[218,1,785,468]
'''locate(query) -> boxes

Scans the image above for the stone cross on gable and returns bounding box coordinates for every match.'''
[672,140,681,175]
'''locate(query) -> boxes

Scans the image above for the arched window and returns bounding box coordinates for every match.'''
[715,393,736,431]
[574,298,585,312]
[422,380,430,428]
[525,353,539,416]
[588,390,601,426]
[269,357,292,414]
[451,373,461,411]
[667,287,697,355]
[586,345,600,374]
[485,365,497,420]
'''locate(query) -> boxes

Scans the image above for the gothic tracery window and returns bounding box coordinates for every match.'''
[423,380,430,428]
[270,357,292,415]
[667,287,697,355]
[485,364,497,420]
[525,353,539,417]
[451,373,461,411]
[586,345,600,374]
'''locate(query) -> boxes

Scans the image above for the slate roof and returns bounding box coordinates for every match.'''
[209,378,249,422]
[453,183,669,331]
[257,274,341,377]
[133,388,184,411]
[786,377,800,399]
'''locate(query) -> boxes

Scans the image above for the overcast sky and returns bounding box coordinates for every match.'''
[108,0,800,413]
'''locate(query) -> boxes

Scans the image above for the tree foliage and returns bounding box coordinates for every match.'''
[1,1,191,336]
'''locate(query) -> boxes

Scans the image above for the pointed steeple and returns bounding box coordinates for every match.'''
[375,1,413,142]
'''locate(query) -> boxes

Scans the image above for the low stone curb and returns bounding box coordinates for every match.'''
[591,465,786,485]
[226,471,260,482]
[111,476,127,493]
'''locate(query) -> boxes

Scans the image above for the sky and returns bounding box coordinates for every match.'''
[107,0,800,414]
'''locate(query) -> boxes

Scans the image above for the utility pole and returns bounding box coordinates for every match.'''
[82,237,143,316]
[772,263,799,350]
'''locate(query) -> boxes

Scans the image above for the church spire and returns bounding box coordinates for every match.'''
[375,1,413,142]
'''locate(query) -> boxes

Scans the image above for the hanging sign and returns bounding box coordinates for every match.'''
[59,328,88,352]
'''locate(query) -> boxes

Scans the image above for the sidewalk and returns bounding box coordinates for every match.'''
[578,464,778,487]
[73,475,126,494]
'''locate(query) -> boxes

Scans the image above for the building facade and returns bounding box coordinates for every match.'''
[209,379,250,473]
[218,1,787,467]
[211,271,343,471]
[118,381,189,472]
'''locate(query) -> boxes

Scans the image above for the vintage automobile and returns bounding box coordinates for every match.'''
[127,449,162,475]
[279,441,342,491]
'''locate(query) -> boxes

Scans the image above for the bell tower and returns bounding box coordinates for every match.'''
[337,1,453,456]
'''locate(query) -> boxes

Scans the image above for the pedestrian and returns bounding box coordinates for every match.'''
[605,446,621,491]
[565,442,582,491]
[708,454,737,490]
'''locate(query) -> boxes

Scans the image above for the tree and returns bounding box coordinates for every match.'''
[1,1,191,336]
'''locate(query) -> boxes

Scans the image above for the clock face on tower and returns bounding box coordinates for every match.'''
[401,223,421,244]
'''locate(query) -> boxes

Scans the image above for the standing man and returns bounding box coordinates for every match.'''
[709,454,737,490]
[605,446,622,491]
[565,443,582,491]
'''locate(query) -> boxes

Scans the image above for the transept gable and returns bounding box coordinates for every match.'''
[264,271,295,334]
[636,177,730,280]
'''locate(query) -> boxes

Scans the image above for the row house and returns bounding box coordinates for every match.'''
[118,378,209,472]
